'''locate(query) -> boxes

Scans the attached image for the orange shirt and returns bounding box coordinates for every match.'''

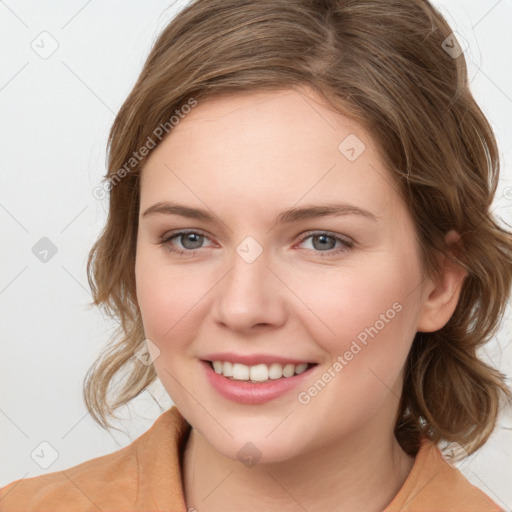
[0,406,503,511]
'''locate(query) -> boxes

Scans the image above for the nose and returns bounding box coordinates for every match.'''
[212,244,288,333]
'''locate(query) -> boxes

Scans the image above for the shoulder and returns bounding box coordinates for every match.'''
[385,437,504,511]
[0,440,138,511]
[0,407,190,512]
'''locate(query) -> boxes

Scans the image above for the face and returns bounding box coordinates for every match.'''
[135,87,431,464]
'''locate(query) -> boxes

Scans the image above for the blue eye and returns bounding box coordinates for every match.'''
[158,230,354,258]
[159,230,213,255]
[297,232,353,257]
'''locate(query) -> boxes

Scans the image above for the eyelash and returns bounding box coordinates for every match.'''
[158,230,354,258]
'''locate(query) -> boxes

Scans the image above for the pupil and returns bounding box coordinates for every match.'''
[314,235,334,250]
[183,233,202,249]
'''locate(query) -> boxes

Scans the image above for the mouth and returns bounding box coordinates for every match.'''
[200,358,318,404]
[204,360,317,383]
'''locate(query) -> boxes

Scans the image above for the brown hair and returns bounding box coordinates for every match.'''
[84,0,512,456]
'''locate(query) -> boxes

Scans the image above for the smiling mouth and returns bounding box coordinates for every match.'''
[205,360,318,383]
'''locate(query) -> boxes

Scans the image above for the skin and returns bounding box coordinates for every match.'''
[135,87,467,512]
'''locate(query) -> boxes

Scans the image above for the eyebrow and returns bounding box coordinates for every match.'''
[141,201,379,224]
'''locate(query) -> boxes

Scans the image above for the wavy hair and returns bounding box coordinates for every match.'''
[84,0,512,456]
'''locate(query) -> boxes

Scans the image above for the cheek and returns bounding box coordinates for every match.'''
[135,248,202,352]
[134,250,212,405]
[329,273,416,354]
[288,253,420,355]
[293,252,422,428]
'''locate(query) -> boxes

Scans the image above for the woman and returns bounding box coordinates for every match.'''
[1,0,510,510]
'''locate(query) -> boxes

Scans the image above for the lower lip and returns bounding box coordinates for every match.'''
[201,360,316,405]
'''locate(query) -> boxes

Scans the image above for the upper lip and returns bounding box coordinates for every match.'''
[201,352,316,366]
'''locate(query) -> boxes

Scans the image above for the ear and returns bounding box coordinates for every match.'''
[416,230,468,333]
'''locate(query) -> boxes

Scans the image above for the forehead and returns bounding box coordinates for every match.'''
[140,88,403,225]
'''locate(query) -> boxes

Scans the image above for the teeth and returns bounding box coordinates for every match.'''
[211,361,311,382]
[295,363,308,374]
[250,363,268,382]
[268,363,283,379]
[282,364,295,377]
[232,363,250,380]
[223,361,233,377]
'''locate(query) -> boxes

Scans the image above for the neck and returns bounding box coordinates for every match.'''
[182,413,415,512]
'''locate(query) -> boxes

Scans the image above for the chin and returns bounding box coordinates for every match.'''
[215,434,307,466]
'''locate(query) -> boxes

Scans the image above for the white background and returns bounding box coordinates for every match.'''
[1,0,511,509]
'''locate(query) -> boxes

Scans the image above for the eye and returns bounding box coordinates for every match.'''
[158,230,214,255]
[296,232,354,257]
[158,229,354,258]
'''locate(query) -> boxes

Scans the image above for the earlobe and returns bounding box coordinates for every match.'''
[416,230,468,333]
